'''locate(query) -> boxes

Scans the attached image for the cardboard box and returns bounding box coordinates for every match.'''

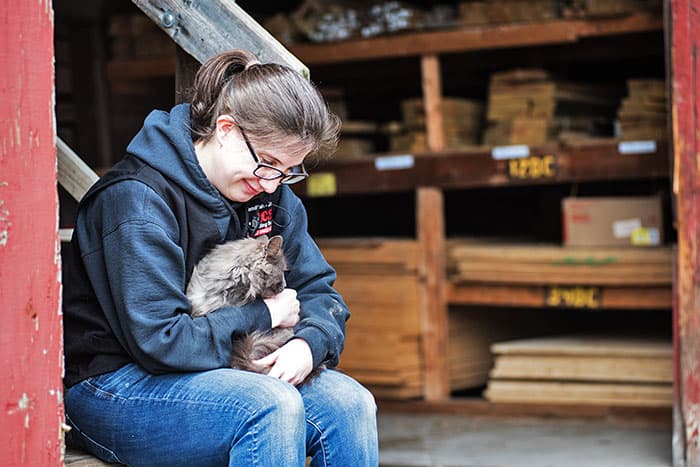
[562,196,663,247]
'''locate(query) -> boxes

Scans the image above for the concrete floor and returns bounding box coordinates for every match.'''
[377,412,672,467]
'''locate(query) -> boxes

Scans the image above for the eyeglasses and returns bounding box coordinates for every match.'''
[239,127,309,185]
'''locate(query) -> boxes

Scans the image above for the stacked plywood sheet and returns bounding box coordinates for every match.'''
[448,308,569,390]
[618,79,667,141]
[320,238,539,398]
[483,69,618,146]
[318,239,424,399]
[389,97,483,153]
[485,335,672,406]
[448,240,673,286]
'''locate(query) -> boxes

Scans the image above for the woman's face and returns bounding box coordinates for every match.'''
[198,116,310,202]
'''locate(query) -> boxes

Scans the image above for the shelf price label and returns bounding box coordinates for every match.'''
[507,155,557,180]
[306,172,337,197]
[545,286,601,309]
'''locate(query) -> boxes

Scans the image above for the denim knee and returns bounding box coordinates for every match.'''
[243,377,305,431]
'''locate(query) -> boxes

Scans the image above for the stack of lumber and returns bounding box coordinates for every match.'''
[335,121,378,159]
[389,97,483,153]
[448,240,673,286]
[563,0,661,19]
[485,334,673,406]
[458,0,558,26]
[483,69,618,146]
[320,87,378,159]
[618,79,667,141]
[320,238,541,398]
[317,239,424,399]
[449,308,569,390]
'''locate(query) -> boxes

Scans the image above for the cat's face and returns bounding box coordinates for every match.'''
[251,235,287,298]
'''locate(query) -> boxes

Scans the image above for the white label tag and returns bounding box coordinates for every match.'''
[613,218,642,238]
[491,145,530,160]
[374,154,414,171]
[618,140,657,155]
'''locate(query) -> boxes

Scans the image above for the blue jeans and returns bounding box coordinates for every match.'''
[64,364,378,466]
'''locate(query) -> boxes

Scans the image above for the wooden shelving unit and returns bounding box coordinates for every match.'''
[106,10,671,405]
[288,12,670,403]
[288,13,662,65]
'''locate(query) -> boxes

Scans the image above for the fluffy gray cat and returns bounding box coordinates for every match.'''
[187,235,321,384]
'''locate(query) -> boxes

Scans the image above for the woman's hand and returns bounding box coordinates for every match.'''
[264,288,300,328]
[254,338,313,386]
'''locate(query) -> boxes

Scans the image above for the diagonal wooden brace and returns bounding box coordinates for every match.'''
[130,0,309,77]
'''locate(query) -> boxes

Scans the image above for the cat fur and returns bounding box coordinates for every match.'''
[186,235,322,383]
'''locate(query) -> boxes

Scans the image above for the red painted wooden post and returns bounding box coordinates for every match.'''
[671,0,700,465]
[0,2,64,466]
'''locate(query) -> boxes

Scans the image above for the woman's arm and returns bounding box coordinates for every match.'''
[274,187,350,369]
[79,180,273,374]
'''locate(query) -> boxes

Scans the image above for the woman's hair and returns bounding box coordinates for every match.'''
[190,49,340,159]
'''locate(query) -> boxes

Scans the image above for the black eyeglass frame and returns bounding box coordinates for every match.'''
[239,127,309,185]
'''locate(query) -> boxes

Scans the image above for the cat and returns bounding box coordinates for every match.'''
[186,234,322,384]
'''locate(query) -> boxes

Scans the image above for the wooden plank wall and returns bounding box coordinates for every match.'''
[0,1,64,465]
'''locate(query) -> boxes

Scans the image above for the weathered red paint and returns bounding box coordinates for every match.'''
[671,0,700,465]
[0,1,64,466]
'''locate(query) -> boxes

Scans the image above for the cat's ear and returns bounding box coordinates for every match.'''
[266,235,284,257]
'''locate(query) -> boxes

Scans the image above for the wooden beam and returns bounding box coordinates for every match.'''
[421,55,445,152]
[57,137,99,202]
[670,0,700,464]
[447,284,672,310]
[378,398,672,425]
[0,2,63,464]
[130,0,308,77]
[417,187,449,400]
[297,140,670,197]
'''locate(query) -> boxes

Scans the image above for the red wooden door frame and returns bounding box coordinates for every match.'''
[0,2,64,465]
[671,0,700,465]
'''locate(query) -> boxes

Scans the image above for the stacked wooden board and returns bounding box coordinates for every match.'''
[448,308,570,390]
[458,0,558,26]
[319,238,539,398]
[317,239,425,399]
[483,69,618,146]
[448,240,673,287]
[485,335,672,406]
[618,79,667,141]
[389,97,483,153]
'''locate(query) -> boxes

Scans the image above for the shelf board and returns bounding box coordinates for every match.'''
[447,283,672,310]
[300,139,670,197]
[288,13,663,65]
[377,398,672,424]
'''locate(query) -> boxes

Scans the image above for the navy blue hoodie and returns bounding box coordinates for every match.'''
[63,104,348,387]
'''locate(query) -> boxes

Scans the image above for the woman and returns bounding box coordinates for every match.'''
[63,49,378,466]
